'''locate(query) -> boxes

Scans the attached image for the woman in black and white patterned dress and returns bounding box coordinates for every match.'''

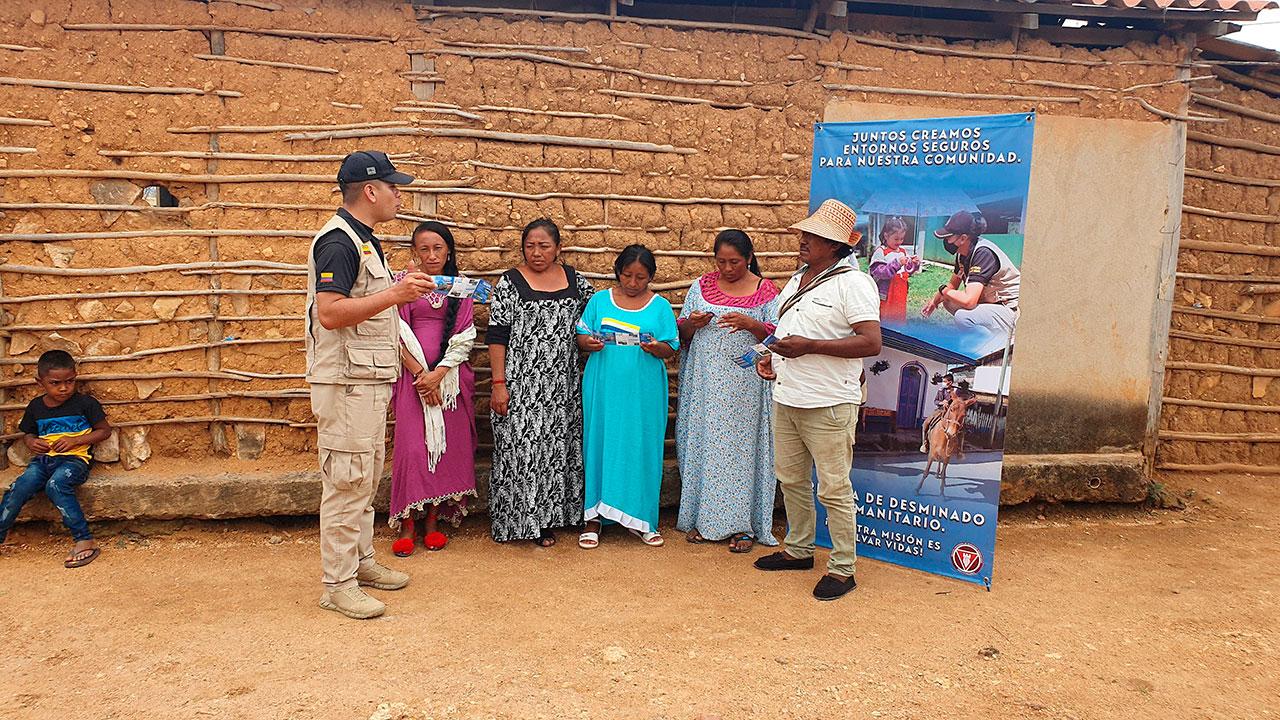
[486,219,595,546]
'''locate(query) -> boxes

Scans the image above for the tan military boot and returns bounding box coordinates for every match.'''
[357,562,410,590]
[318,585,386,619]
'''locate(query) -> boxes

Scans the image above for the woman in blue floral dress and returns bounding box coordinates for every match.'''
[675,230,780,553]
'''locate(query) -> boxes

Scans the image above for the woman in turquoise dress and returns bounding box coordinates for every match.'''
[675,230,781,553]
[576,245,679,549]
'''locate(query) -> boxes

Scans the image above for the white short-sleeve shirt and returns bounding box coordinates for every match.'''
[772,265,881,409]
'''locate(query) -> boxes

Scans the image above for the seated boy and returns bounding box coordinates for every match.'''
[0,350,111,567]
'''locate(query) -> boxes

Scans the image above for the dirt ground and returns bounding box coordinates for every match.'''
[0,472,1276,720]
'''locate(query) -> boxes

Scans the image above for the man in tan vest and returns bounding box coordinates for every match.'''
[308,150,433,619]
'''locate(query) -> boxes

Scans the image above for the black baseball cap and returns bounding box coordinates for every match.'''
[933,210,978,239]
[337,150,415,185]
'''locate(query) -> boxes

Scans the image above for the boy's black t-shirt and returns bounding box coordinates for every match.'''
[18,392,107,462]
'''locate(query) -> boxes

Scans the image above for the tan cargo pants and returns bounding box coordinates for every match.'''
[311,382,392,590]
[772,401,858,578]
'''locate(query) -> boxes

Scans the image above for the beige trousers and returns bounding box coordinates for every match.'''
[311,382,392,590]
[772,402,858,578]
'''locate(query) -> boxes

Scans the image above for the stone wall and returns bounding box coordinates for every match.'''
[1158,78,1280,475]
[0,0,1198,507]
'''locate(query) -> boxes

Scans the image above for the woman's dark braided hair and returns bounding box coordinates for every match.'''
[412,221,461,369]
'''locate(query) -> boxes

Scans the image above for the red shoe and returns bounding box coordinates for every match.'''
[423,531,448,551]
[392,537,417,557]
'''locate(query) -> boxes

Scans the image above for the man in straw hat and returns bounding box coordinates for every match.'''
[307,150,435,619]
[754,198,882,601]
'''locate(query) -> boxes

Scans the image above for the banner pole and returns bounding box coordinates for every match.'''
[989,328,1014,447]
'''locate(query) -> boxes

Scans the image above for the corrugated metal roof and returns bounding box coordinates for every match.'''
[1057,1,1277,10]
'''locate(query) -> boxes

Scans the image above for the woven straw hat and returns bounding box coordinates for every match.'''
[789,198,863,246]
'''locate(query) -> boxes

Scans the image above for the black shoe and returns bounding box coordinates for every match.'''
[753,551,815,571]
[813,574,857,600]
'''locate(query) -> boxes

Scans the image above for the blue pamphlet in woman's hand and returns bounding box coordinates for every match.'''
[432,275,493,303]
[733,334,777,369]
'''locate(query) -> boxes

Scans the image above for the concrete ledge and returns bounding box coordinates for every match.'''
[6,453,1148,523]
[1000,452,1150,504]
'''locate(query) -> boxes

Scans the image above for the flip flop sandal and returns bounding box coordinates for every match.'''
[423,531,448,551]
[728,534,755,554]
[629,529,664,547]
[578,531,599,549]
[537,531,557,548]
[64,547,100,568]
[685,531,705,544]
[392,537,417,557]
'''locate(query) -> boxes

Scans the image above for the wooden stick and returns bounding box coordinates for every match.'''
[330,101,363,110]
[182,269,307,276]
[281,126,699,154]
[0,289,305,304]
[404,185,805,206]
[596,88,780,111]
[419,6,823,41]
[0,260,303,276]
[168,120,409,134]
[1188,130,1280,156]
[1243,284,1280,295]
[1159,431,1280,442]
[1156,462,1280,474]
[1185,167,1280,188]
[1183,204,1278,223]
[395,100,463,109]
[850,35,1108,67]
[0,229,316,243]
[464,160,621,175]
[817,60,883,72]
[1125,96,1225,123]
[219,315,304,322]
[1122,76,1213,92]
[0,43,41,51]
[216,0,283,10]
[194,53,338,74]
[471,105,645,123]
[0,370,252,389]
[1192,93,1280,124]
[824,83,1080,103]
[1007,78,1110,92]
[0,338,302,365]
[222,369,305,380]
[1176,271,1280,283]
[0,315,214,333]
[0,389,310,411]
[0,169,468,186]
[0,146,36,154]
[390,106,486,120]
[0,201,340,214]
[424,48,753,88]
[1179,238,1280,257]
[99,150,413,161]
[432,41,589,53]
[60,23,391,42]
[0,117,52,127]
[1210,65,1280,95]
[0,76,241,97]
[1162,396,1280,413]
[1173,305,1280,325]
[1165,361,1280,378]
[1168,328,1280,350]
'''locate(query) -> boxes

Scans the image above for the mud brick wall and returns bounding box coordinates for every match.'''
[1159,79,1280,474]
[0,0,1190,477]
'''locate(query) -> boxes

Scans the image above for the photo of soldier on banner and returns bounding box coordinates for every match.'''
[806,111,1035,587]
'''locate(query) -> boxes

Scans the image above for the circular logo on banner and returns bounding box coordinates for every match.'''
[950,543,984,575]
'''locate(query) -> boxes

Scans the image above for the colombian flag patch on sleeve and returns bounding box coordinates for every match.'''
[320,272,334,283]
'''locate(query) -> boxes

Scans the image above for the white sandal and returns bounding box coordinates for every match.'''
[630,528,664,547]
[578,531,599,549]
